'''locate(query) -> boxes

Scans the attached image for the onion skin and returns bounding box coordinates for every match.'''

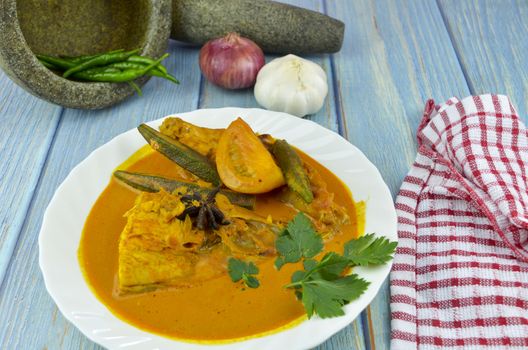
[199,32,265,89]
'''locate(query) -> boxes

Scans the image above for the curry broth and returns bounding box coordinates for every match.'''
[79,149,362,342]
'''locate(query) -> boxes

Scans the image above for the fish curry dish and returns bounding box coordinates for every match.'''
[79,117,365,342]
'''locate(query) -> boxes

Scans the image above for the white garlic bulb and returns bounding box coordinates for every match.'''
[254,54,328,117]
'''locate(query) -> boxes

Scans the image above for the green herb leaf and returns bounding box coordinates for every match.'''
[302,259,318,271]
[274,213,323,269]
[228,258,260,288]
[291,270,307,284]
[343,233,398,266]
[274,256,286,270]
[242,274,260,289]
[286,252,370,319]
[308,252,349,280]
[273,214,396,319]
[300,274,369,318]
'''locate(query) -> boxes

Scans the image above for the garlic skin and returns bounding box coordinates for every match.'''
[254,54,328,117]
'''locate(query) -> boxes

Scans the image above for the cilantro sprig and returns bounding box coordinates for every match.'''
[344,233,398,266]
[286,253,370,318]
[225,212,397,319]
[277,213,397,319]
[228,258,260,288]
[274,213,324,270]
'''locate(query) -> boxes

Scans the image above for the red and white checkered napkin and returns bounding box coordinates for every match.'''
[390,94,528,349]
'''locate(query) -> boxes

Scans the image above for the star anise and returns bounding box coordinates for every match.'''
[177,187,230,230]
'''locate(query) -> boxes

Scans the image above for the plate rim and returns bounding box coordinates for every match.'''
[38,107,397,350]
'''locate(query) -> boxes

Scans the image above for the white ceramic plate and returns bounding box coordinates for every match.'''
[39,108,397,350]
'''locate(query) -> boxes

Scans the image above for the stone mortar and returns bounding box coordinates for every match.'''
[0,0,172,109]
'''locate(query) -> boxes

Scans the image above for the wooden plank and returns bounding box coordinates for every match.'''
[324,0,470,348]
[0,71,62,285]
[438,0,528,121]
[0,41,202,349]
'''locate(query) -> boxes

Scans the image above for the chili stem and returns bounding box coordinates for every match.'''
[127,81,143,96]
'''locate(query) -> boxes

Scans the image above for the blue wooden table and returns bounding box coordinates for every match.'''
[1,1,527,349]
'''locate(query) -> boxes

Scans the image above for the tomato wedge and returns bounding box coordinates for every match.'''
[216,118,285,194]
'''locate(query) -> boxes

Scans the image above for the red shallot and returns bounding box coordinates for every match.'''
[199,33,265,89]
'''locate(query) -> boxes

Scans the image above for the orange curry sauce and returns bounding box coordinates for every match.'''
[78,149,364,343]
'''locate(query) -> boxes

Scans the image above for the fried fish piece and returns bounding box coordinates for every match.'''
[118,190,279,295]
[160,117,224,159]
[118,191,202,294]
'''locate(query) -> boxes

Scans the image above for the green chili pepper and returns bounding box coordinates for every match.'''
[62,48,140,78]
[151,71,180,84]
[61,49,125,64]
[107,61,165,75]
[37,49,177,96]
[72,67,143,96]
[107,62,179,84]
[36,55,77,70]
[39,60,59,70]
[127,55,168,74]
[72,70,124,81]
[71,53,169,82]
[72,67,122,80]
